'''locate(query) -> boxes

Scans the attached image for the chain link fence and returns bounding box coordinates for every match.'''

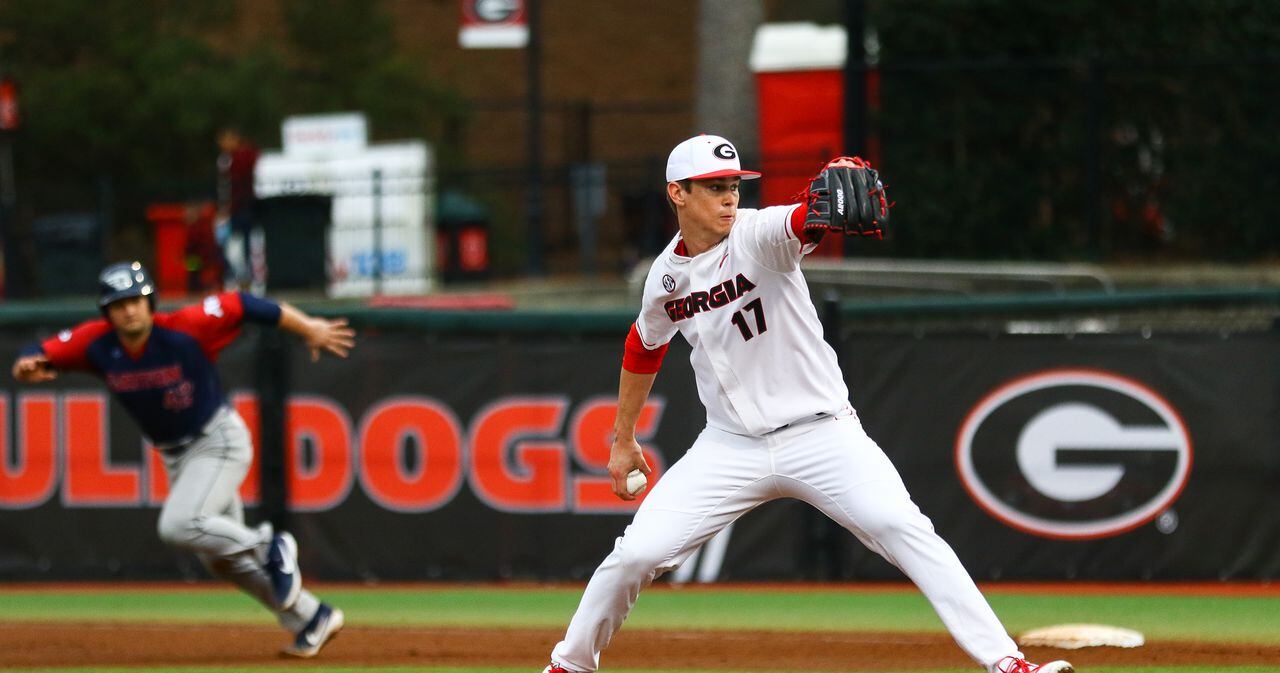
[3,56,1277,296]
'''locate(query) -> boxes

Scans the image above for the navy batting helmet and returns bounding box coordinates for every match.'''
[98,261,156,310]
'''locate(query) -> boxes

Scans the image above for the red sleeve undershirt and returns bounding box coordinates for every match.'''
[622,323,668,374]
[788,203,806,240]
[156,291,247,362]
[40,319,113,372]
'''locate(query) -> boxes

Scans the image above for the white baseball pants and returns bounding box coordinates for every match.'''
[157,407,319,633]
[550,411,1021,671]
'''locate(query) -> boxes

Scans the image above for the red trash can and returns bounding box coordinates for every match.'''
[147,202,220,297]
[147,204,189,298]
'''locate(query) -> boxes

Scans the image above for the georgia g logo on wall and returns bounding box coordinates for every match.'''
[466,0,522,24]
[955,369,1192,540]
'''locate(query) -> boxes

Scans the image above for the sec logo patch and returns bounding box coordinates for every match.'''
[955,368,1192,540]
[662,274,676,293]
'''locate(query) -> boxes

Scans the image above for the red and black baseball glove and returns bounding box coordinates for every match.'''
[801,156,891,244]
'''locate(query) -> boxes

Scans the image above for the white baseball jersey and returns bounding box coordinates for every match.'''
[554,190,1028,673]
[635,205,850,436]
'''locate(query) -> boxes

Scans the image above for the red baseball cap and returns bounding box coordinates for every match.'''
[665,134,762,182]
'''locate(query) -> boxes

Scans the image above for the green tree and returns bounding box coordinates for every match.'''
[869,0,1280,261]
[277,0,461,144]
[0,0,460,260]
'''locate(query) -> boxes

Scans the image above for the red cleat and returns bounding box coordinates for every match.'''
[994,656,1075,673]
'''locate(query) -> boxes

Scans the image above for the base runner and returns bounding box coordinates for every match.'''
[11,262,353,658]
[541,135,1073,673]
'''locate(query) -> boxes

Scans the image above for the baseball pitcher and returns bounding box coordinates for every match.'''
[541,136,1073,673]
[10,262,351,658]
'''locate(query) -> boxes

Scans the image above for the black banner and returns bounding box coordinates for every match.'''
[3,327,1277,580]
[838,333,1280,581]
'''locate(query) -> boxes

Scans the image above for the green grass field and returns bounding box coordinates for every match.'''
[1,584,1276,673]
[4,666,1279,673]
[4,668,1280,673]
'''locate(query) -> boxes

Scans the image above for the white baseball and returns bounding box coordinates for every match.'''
[626,468,648,496]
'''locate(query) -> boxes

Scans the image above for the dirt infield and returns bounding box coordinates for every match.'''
[3,622,1280,670]
[13,580,1280,597]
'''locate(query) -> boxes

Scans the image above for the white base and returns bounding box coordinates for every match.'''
[1018,623,1145,649]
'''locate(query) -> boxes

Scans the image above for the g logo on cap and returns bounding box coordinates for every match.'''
[665,134,761,182]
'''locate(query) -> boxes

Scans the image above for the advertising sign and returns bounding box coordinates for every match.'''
[257,114,434,297]
[459,0,528,49]
[3,328,1276,581]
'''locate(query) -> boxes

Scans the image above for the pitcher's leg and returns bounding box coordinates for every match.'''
[779,417,1019,669]
[551,430,771,672]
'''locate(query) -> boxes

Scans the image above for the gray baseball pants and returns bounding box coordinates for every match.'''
[156,406,318,633]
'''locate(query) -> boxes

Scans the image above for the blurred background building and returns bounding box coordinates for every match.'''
[0,0,1277,301]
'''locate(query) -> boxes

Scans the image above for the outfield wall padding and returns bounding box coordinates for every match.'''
[2,323,1277,581]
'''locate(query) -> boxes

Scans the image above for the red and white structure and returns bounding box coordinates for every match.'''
[459,0,529,49]
[750,23,880,257]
